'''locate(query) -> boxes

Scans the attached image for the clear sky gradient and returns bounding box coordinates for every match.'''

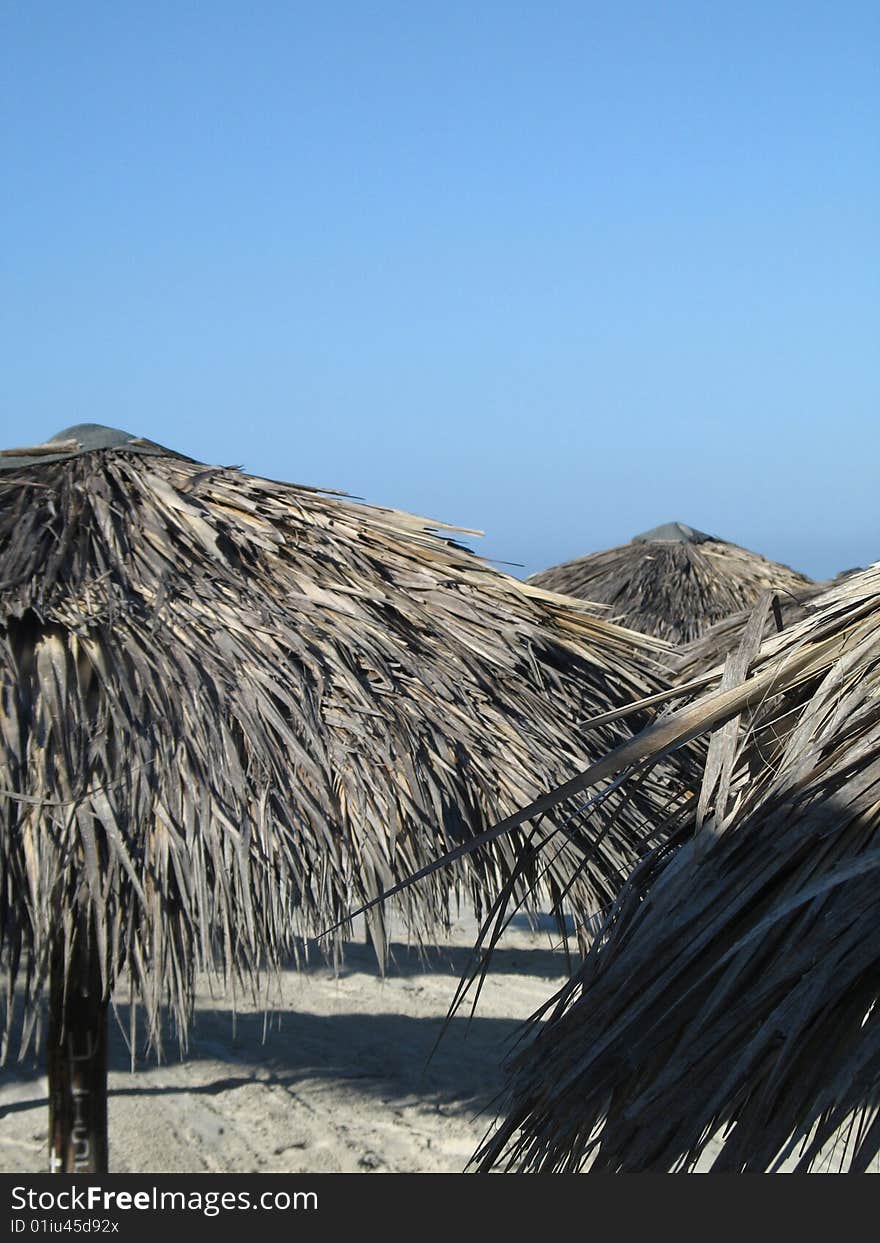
[2,3,877,580]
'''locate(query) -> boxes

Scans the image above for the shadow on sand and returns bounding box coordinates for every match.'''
[1,931,571,1124]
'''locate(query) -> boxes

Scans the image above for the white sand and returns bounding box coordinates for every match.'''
[4,910,873,1175]
[0,912,571,1175]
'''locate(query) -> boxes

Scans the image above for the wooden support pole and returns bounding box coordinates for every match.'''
[47,930,109,1173]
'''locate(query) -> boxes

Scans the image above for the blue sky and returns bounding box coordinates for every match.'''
[2,2,877,579]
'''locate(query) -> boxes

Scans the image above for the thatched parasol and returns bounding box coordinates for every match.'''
[529,521,813,644]
[472,567,880,1172]
[0,424,677,1172]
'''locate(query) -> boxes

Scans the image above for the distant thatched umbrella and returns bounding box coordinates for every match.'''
[473,567,880,1172]
[0,424,676,1172]
[529,522,813,644]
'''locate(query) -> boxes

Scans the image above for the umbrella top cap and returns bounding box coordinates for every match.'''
[0,424,176,471]
[49,423,141,449]
[631,522,716,545]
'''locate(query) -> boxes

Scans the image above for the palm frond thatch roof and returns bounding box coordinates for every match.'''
[529,522,813,644]
[475,565,880,1172]
[671,565,871,684]
[0,425,680,1055]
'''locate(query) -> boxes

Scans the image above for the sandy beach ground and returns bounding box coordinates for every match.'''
[3,907,875,1175]
[0,910,572,1175]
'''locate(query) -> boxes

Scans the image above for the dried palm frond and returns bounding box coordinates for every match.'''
[529,522,813,644]
[0,424,682,1061]
[474,564,880,1172]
